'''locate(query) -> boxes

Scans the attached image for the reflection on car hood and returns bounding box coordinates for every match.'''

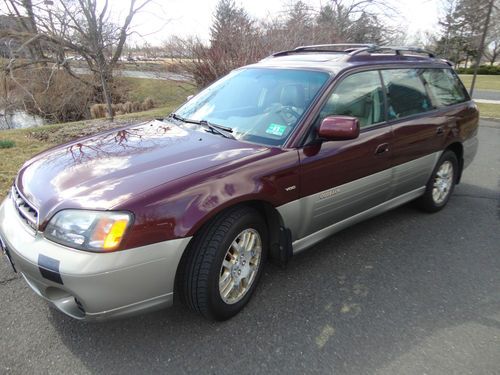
[16,120,267,221]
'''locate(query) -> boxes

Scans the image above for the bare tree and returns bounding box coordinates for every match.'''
[176,0,402,89]
[468,0,498,95]
[1,0,153,120]
[484,7,500,65]
[185,0,263,87]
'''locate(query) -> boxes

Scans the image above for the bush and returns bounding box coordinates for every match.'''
[90,103,107,119]
[6,69,94,122]
[142,97,155,110]
[456,65,500,75]
[90,98,156,119]
[0,139,15,149]
[4,68,131,122]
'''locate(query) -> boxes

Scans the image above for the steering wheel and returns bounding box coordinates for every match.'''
[264,104,301,125]
[279,105,301,120]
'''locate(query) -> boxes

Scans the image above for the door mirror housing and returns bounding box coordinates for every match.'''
[318,116,360,141]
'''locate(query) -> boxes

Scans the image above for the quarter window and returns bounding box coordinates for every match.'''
[422,69,468,107]
[381,69,433,119]
[318,70,385,129]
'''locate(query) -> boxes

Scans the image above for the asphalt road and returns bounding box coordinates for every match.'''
[1,120,499,375]
[472,90,500,102]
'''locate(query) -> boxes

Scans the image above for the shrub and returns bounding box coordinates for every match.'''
[90,104,107,119]
[123,101,134,113]
[142,97,155,111]
[456,65,500,75]
[7,69,94,122]
[90,98,156,119]
[0,139,15,149]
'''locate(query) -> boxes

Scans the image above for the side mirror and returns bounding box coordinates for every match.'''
[318,116,360,141]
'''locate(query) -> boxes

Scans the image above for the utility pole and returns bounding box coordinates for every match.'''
[470,0,496,96]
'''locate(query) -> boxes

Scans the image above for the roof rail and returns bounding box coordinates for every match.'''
[271,43,376,57]
[268,44,439,61]
[349,46,436,59]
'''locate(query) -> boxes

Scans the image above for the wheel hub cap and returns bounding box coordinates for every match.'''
[219,228,262,305]
[432,161,454,204]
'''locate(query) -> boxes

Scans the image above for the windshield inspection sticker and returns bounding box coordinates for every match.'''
[266,123,287,136]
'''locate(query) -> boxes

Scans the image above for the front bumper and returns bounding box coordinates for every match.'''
[0,196,191,321]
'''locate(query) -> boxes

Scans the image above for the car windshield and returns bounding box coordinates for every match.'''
[174,68,330,146]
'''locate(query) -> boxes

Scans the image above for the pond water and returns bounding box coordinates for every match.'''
[0,110,45,130]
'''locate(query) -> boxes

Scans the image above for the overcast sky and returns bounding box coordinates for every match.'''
[110,0,441,46]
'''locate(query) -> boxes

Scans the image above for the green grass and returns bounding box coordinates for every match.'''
[121,77,196,107]
[0,131,55,198]
[0,140,15,149]
[476,102,500,119]
[458,75,500,91]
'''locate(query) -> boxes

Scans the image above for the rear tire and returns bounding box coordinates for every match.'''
[176,206,267,321]
[416,150,458,213]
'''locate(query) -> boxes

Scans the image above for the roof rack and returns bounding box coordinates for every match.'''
[271,44,376,57]
[269,44,438,60]
[348,46,436,59]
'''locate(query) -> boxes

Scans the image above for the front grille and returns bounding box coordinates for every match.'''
[11,185,39,231]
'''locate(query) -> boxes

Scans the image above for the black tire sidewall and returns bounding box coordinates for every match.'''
[423,151,458,211]
[206,210,268,320]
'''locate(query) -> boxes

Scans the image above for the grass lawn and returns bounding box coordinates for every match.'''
[458,75,500,91]
[476,102,500,119]
[121,77,195,106]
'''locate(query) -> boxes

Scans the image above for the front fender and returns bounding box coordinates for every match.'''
[119,148,300,249]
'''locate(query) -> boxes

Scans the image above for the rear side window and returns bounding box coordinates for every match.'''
[319,70,385,129]
[381,69,432,120]
[422,69,468,107]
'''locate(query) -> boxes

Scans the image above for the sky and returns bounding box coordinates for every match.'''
[115,0,442,46]
[0,0,440,45]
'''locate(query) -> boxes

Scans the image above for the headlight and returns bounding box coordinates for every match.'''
[44,210,133,252]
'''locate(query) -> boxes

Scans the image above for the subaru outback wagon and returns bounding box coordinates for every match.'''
[0,44,478,321]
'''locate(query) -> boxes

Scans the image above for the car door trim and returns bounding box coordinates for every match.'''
[289,186,425,254]
[277,151,441,254]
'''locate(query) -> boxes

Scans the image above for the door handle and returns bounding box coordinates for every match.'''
[375,143,390,155]
[436,126,444,136]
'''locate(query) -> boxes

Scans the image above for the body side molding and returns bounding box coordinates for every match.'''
[290,187,425,254]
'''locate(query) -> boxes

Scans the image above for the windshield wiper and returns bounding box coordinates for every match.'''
[170,113,235,139]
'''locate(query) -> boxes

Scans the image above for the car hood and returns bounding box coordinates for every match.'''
[16,120,267,223]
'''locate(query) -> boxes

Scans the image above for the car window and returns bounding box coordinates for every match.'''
[381,69,433,120]
[318,70,385,129]
[422,69,469,107]
[174,68,330,146]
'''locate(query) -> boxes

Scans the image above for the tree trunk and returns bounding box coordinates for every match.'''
[470,0,495,96]
[99,69,114,121]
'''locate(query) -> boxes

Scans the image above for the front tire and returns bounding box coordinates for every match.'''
[177,206,267,321]
[416,150,458,213]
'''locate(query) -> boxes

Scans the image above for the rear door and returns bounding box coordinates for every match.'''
[380,68,445,198]
[292,70,393,240]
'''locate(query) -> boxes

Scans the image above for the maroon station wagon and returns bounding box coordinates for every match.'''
[0,44,478,321]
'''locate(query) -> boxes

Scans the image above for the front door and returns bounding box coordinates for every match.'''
[291,70,394,240]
